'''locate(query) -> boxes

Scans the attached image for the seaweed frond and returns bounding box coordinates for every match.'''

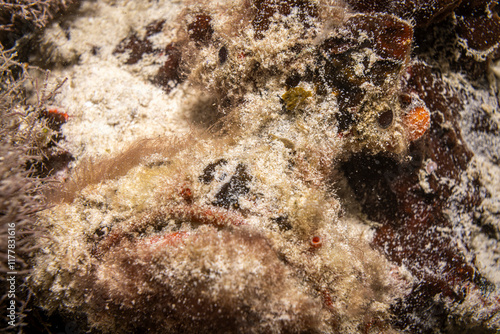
[0,44,66,331]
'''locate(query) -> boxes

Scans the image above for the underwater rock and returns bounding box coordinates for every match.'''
[342,62,493,332]
[455,0,500,57]
[347,0,500,59]
[153,43,184,91]
[114,34,155,65]
[345,0,461,27]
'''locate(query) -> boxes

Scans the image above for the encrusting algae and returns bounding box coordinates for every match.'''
[26,0,500,333]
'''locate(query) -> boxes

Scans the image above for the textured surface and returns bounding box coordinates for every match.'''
[19,0,500,333]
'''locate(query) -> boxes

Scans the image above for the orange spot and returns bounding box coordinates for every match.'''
[403,106,430,141]
[310,236,322,248]
[47,107,69,122]
[180,187,193,204]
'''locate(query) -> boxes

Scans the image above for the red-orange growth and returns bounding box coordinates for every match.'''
[403,106,430,141]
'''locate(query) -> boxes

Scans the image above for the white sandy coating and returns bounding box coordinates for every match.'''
[38,0,186,159]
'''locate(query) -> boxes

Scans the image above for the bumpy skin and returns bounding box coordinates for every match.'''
[29,0,499,333]
[31,134,404,333]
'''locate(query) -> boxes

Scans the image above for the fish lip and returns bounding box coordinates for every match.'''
[92,204,248,257]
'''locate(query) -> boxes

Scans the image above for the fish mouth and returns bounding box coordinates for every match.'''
[92,203,249,257]
[81,202,322,334]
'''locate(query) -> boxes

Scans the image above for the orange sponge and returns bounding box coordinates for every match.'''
[403,106,431,141]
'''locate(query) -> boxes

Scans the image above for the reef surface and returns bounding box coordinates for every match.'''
[19,0,500,333]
